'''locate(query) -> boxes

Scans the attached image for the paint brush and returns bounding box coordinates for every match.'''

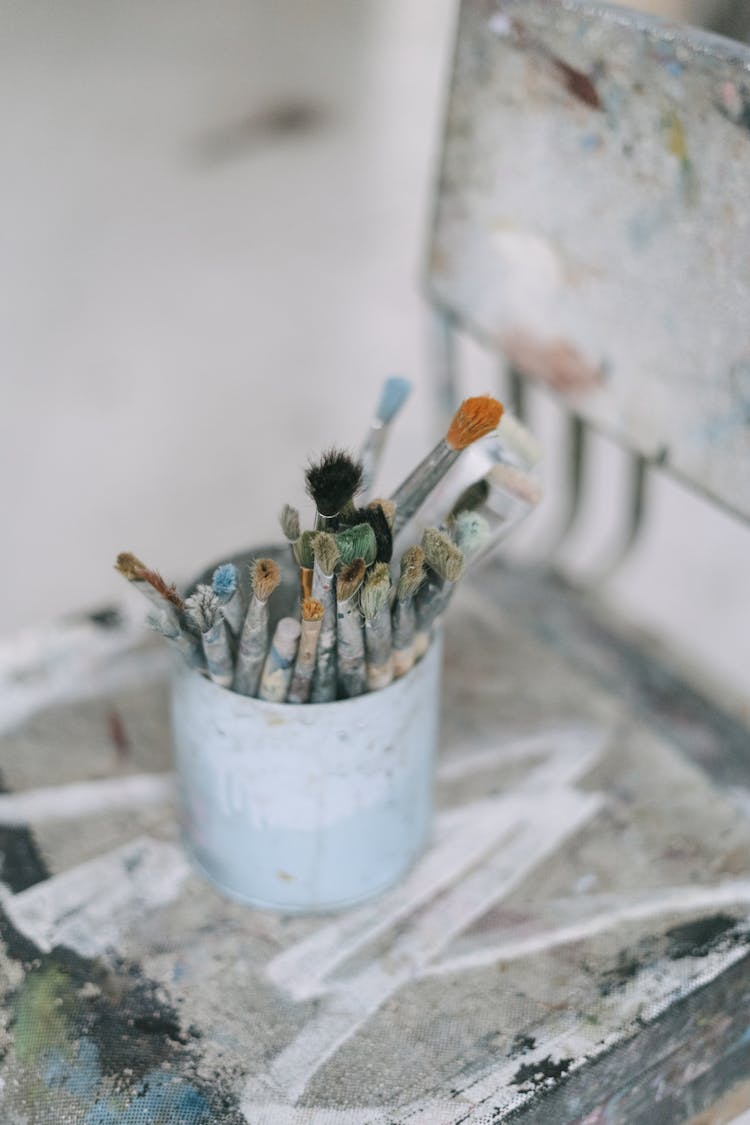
[146,609,204,668]
[280,503,301,576]
[310,531,340,703]
[233,558,281,696]
[359,375,412,496]
[449,478,490,520]
[258,616,301,703]
[391,545,425,678]
[115,552,185,631]
[496,412,543,470]
[390,395,504,534]
[287,597,325,704]
[341,505,393,563]
[414,529,465,659]
[361,563,393,690]
[305,448,363,530]
[368,497,396,530]
[334,523,377,568]
[452,510,491,563]
[184,584,234,688]
[292,530,316,600]
[335,558,367,699]
[211,563,245,637]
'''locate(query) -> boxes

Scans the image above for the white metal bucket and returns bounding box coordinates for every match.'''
[171,550,442,913]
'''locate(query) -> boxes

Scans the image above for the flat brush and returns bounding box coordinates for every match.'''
[305,448,363,530]
[334,523,377,568]
[184,584,234,688]
[287,597,325,704]
[310,532,339,703]
[258,617,301,703]
[361,563,393,690]
[390,395,504,535]
[336,558,367,699]
[211,563,245,637]
[368,497,396,529]
[234,558,281,696]
[414,529,465,658]
[452,510,491,563]
[359,375,412,497]
[391,545,424,678]
[340,505,393,563]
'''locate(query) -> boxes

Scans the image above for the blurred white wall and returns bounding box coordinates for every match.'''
[1,0,749,712]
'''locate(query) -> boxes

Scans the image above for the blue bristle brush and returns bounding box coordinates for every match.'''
[359,375,413,497]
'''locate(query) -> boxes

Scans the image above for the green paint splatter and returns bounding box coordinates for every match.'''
[13,965,75,1064]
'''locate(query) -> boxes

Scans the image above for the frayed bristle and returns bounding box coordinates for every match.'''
[360,563,391,620]
[453,511,491,561]
[335,523,377,567]
[311,531,339,575]
[397,546,425,600]
[422,528,465,583]
[368,498,396,529]
[488,464,543,506]
[305,448,363,517]
[251,557,281,602]
[115,552,146,581]
[138,565,185,610]
[337,558,366,601]
[184,584,219,632]
[292,530,316,569]
[341,506,392,563]
[449,478,490,518]
[302,597,325,622]
[376,375,412,424]
[446,395,504,451]
[211,563,237,601]
[279,504,301,543]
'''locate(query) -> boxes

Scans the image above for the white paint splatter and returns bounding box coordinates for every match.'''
[0,836,190,958]
[0,772,175,825]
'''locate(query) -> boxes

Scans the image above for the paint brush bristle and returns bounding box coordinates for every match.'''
[368,498,396,529]
[339,507,392,563]
[360,563,391,620]
[337,558,366,602]
[279,504,301,543]
[292,530,316,569]
[376,376,412,424]
[446,395,504,451]
[184,584,220,632]
[453,511,491,561]
[305,449,363,517]
[115,552,146,581]
[335,523,377,567]
[311,531,340,575]
[450,479,490,518]
[211,563,237,601]
[422,528,465,583]
[302,597,325,622]
[251,558,281,602]
[118,552,184,611]
[397,546,425,600]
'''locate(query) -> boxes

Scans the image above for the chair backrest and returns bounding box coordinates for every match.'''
[426,0,750,522]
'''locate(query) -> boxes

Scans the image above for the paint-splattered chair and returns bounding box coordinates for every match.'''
[421,1,750,1120]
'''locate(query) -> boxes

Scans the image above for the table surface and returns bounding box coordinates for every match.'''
[1,565,749,1124]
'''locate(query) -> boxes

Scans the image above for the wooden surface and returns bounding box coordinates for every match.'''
[0,565,749,1123]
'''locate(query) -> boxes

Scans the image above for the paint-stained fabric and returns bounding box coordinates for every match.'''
[1,572,750,1123]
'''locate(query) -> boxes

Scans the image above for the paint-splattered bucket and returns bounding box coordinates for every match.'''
[170,548,442,913]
